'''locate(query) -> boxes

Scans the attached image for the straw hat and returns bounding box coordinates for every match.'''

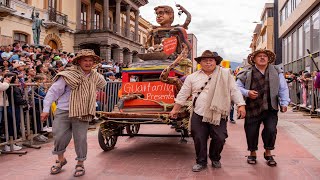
[72,49,101,65]
[247,49,276,65]
[194,50,223,64]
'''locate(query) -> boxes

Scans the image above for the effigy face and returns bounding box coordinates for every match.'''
[155,6,174,27]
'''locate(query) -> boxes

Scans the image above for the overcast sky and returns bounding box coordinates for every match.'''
[140,0,274,62]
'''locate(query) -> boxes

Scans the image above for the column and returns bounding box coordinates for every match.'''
[126,5,131,37]
[118,49,124,63]
[91,0,96,30]
[100,45,110,60]
[103,0,109,30]
[115,0,121,34]
[76,0,82,31]
[134,10,139,42]
[106,46,111,61]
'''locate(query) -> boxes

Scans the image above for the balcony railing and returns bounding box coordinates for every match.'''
[0,0,10,8]
[48,7,68,26]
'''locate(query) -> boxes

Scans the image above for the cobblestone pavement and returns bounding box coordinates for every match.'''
[0,108,320,180]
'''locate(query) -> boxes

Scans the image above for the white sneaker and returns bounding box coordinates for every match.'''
[42,126,52,132]
[3,145,10,152]
[3,144,22,151]
[13,144,22,151]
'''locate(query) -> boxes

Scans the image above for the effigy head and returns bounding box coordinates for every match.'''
[154,5,174,27]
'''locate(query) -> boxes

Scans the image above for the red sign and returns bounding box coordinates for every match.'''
[122,81,175,107]
[163,36,178,55]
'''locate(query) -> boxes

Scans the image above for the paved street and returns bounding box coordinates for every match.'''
[0,108,320,180]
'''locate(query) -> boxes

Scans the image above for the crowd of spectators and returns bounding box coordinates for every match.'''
[285,70,319,109]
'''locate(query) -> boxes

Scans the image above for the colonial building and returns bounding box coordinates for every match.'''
[249,3,274,52]
[0,0,74,52]
[74,0,150,65]
[279,0,320,73]
[0,0,151,65]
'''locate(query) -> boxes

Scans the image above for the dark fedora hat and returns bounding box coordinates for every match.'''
[194,50,223,64]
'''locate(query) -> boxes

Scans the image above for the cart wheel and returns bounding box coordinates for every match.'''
[125,124,140,136]
[98,127,118,151]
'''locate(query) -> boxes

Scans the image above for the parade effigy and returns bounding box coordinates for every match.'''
[97,4,193,151]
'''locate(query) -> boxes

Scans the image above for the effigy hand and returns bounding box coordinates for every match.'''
[176,4,186,13]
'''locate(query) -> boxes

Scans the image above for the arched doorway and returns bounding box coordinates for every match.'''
[132,51,139,63]
[80,43,100,56]
[48,40,58,50]
[44,33,63,50]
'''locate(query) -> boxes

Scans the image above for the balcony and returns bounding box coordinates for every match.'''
[76,23,139,44]
[44,7,68,29]
[0,0,16,16]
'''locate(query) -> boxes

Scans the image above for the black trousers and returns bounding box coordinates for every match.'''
[244,110,278,151]
[191,112,228,165]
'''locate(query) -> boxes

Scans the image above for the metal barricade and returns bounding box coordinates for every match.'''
[0,83,52,154]
[96,82,122,112]
[288,76,320,116]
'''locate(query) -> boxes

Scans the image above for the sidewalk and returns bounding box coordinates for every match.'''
[0,109,319,180]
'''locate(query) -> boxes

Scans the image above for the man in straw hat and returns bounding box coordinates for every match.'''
[170,50,246,172]
[236,49,290,167]
[40,49,107,177]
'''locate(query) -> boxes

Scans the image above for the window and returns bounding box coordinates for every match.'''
[287,0,291,17]
[282,39,286,64]
[48,0,57,9]
[267,8,273,18]
[293,31,297,61]
[312,11,320,52]
[304,19,311,56]
[285,4,288,20]
[284,37,288,64]
[81,3,88,30]
[280,11,284,25]
[298,26,303,58]
[94,10,101,30]
[288,34,292,63]
[14,32,28,45]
